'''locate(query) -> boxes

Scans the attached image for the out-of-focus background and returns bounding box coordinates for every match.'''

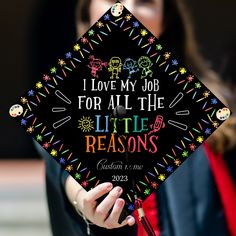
[1,0,235,235]
[0,160,50,236]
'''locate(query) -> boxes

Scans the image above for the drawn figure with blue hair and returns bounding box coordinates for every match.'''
[123,58,139,79]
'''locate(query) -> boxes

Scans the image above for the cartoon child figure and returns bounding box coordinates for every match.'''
[108,57,122,79]
[138,56,153,79]
[123,58,139,79]
[87,55,107,78]
[148,115,165,135]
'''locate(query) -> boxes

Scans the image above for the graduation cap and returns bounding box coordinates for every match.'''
[9,1,231,232]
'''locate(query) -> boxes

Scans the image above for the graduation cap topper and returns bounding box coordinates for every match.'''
[10,2,231,214]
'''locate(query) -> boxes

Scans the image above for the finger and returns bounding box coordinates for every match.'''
[95,186,123,221]
[85,182,113,204]
[104,199,135,229]
[104,198,125,228]
[126,215,136,226]
[112,215,136,228]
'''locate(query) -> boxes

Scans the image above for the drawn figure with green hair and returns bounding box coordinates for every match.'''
[138,56,153,79]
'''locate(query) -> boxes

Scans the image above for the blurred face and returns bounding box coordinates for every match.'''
[89,0,164,37]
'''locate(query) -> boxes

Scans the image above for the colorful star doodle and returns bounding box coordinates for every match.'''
[104,14,110,21]
[158,174,166,181]
[96,21,104,28]
[151,181,158,189]
[50,67,57,74]
[36,82,43,89]
[65,52,72,58]
[75,173,81,180]
[166,166,174,173]
[195,82,202,89]
[43,74,51,82]
[189,143,196,151]
[50,149,58,157]
[81,37,88,44]
[58,59,66,66]
[148,37,155,44]
[20,97,28,104]
[205,128,212,135]
[28,90,34,96]
[182,150,189,158]
[212,121,219,128]
[133,21,139,28]
[21,119,27,126]
[88,29,95,36]
[156,44,162,50]
[211,98,218,105]
[73,44,80,51]
[187,75,194,82]
[164,52,171,60]
[140,29,148,37]
[203,91,211,98]
[174,159,181,166]
[59,158,66,164]
[172,59,178,66]
[196,136,204,143]
[43,142,50,149]
[144,189,150,195]
[26,126,34,133]
[81,180,88,188]
[179,67,187,74]
[66,165,73,172]
[36,134,43,142]
[125,14,132,21]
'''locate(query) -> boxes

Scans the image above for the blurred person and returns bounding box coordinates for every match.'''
[36,0,236,236]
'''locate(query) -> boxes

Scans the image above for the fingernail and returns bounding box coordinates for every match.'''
[126,216,135,225]
[106,183,113,190]
[117,199,124,208]
[116,187,122,193]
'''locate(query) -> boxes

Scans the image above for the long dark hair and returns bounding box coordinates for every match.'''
[76,0,236,154]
